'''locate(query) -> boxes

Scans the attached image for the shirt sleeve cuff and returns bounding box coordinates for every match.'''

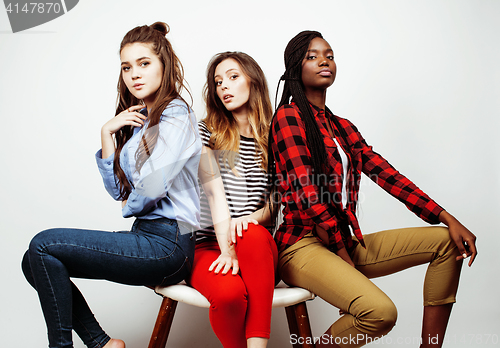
[427,203,445,224]
[122,203,133,218]
[95,150,114,170]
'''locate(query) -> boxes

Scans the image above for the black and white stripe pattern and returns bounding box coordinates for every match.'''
[197,121,268,243]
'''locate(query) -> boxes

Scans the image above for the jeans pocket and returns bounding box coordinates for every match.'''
[158,256,191,287]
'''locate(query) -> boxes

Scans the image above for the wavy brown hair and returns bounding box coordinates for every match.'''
[114,22,191,200]
[203,52,272,171]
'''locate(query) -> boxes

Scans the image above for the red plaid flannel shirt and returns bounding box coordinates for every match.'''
[271,102,444,253]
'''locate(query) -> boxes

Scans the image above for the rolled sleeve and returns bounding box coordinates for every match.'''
[95,150,121,200]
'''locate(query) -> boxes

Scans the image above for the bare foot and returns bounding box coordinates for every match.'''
[103,338,125,348]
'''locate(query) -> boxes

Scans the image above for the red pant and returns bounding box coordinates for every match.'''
[188,224,278,348]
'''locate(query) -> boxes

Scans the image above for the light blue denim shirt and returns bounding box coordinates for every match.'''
[96,99,201,229]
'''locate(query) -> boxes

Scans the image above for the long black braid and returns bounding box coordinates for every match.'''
[267,30,360,225]
[278,31,326,175]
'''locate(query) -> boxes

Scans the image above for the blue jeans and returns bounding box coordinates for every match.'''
[21,218,195,348]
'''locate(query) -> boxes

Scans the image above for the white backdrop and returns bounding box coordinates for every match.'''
[1,0,498,347]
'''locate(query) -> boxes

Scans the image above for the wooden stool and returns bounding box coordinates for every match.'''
[148,281,316,348]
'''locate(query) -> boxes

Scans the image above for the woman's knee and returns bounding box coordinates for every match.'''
[432,226,461,259]
[237,224,273,249]
[28,228,61,254]
[354,296,398,335]
[21,250,35,287]
[373,300,398,334]
[208,279,247,310]
[429,226,454,248]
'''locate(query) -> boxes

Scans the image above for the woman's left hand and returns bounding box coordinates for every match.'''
[439,211,477,266]
[229,216,259,245]
[121,200,127,208]
[209,248,239,275]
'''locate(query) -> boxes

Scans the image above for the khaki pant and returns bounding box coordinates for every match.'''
[279,226,462,347]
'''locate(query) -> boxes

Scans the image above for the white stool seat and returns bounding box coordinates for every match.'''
[149,282,317,348]
[154,281,315,309]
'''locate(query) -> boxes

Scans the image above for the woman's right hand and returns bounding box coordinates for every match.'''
[101,105,146,135]
[208,248,239,275]
[229,216,259,245]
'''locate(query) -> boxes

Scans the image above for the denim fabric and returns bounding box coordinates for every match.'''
[22,218,195,348]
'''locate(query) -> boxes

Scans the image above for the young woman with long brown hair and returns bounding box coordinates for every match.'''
[189,52,277,348]
[21,22,201,348]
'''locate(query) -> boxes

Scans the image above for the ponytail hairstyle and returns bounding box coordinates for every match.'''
[114,22,191,200]
[267,30,359,221]
[203,52,273,171]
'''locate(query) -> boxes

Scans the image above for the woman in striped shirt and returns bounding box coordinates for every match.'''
[188,52,278,348]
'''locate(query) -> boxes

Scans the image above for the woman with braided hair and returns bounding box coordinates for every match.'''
[267,31,477,347]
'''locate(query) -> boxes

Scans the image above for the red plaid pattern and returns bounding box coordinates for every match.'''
[271,102,444,253]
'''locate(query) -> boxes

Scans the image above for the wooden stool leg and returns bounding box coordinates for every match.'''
[285,305,300,348]
[148,296,178,348]
[285,302,315,348]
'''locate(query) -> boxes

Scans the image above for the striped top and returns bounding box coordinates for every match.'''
[196,121,268,243]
